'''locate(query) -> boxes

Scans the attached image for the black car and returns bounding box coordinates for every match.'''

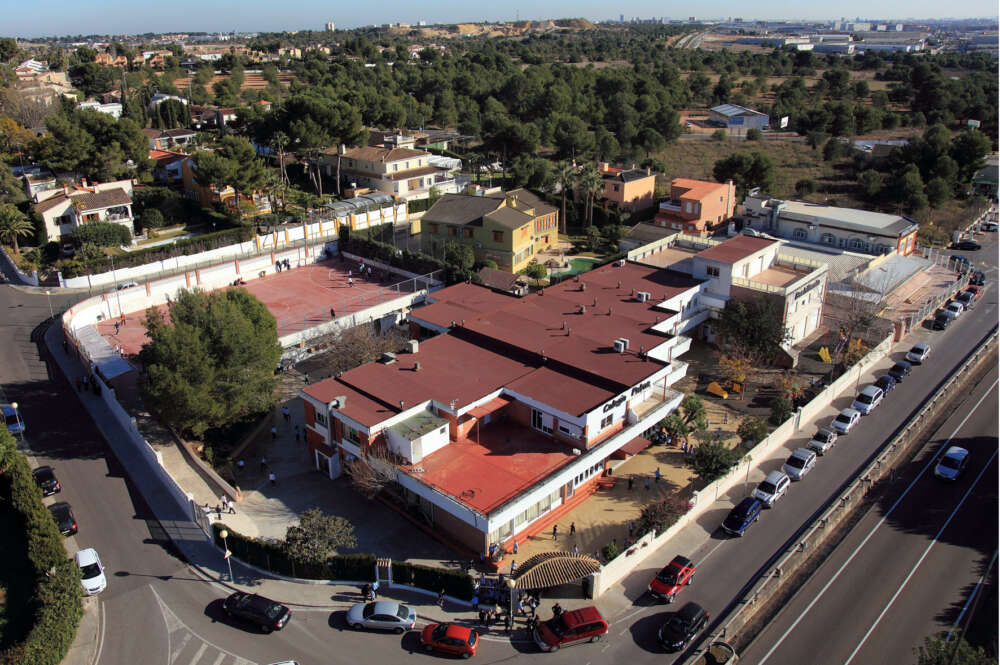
[48,502,77,536]
[953,239,981,251]
[721,497,763,537]
[222,592,291,633]
[932,313,952,330]
[888,361,912,382]
[658,602,710,652]
[874,375,897,395]
[969,270,986,286]
[32,466,61,496]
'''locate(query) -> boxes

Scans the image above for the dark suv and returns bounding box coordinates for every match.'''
[658,602,710,651]
[222,592,291,633]
[722,497,762,537]
[32,466,61,496]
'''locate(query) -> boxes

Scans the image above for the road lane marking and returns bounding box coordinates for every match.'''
[947,548,997,641]
[187,643,208,665]
[756,379,998,665]
[170,634,192,664]
[209,655,226,665]
[151,587,260,665]
[842,447,998,665]
[94,600,106,665]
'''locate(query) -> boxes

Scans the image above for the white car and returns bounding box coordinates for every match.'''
[832,408,862,434]
[346,601,416,633]
[934,446,969,481]
[75,548,107,596]
[808,427,838,455]
[782,448,817,481]
[906,342,931,364]
[752,470,791,507]
[852,386,884,415]
[982,221,998,231]
[944,301,964,318]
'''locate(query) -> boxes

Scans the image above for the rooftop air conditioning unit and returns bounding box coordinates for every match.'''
[618,259,626,267]
[613,339,626,353]
[637,291,651,302]
[619,337,630,350]
[406,339,419,353]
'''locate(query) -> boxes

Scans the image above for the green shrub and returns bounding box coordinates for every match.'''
[77,226,253,274]
[395,562,474,600]
[635,493,692,537]
[712,129,727,141]
[140,209,165,229]
[601,543,619,561]
[70,221,132,248]
[745,128,762,141]
[770,396,794,425]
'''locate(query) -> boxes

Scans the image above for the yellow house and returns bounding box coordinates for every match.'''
[180,158,271,216]
[420,189,558,273]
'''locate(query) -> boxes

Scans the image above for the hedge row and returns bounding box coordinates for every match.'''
[211,523,473,599]
[340,233,448,277]
[0,429,83,665]
[79,225,253,273]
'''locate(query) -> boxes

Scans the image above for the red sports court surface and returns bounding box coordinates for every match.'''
[402,421,575,514]
[96,258,412,357]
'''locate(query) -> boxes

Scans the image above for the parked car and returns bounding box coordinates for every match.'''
[783,448,817,481]
[832,408,862,434]
[874,375,897,395]
[533,606,608,652]
[808,427,838,455]
[2,402,24,436]
[950,255,971,272]
[982,221,999,232]
[347,601,416,633]
[48,502,77,536]
[888,361,913,382]
[965,285,982,300]
[422,622,478,658]
[953,239,981,251]
[222,592,291,633]
[648,555,696,603]
[658,602,710,652]
[955,291,975,310]
[722,497,763,537]
[852,386,884,415]
[32,466,61,496]
[969,270,986,286]
[753,470,791,507]
[75,548,107,595]
[906,342,932,364]
[932,313,952,330]
[945,301,965,318]
[934,446,969,481]
[116,281,139,290]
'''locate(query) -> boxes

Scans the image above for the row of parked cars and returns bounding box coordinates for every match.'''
[933,281,983,330]
[31,464,107,596]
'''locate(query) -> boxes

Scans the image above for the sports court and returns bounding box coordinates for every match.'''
[96,257,426,358]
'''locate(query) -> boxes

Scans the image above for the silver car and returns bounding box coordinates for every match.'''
[752,470,791,507]
[807,427,838,456]
[782,448,817,481]
[346,601,416,633]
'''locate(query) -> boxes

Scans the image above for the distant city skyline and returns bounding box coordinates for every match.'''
[0,0,995,39]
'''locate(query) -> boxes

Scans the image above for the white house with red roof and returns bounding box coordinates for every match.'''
[33,179,135,241]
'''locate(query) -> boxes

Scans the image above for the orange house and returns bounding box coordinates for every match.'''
[654,178,736,236]
[597,163,656,212]
[180,158,271,216]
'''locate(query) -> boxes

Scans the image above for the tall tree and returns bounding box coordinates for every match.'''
[715,296,791,365]
[554,160,575,235]
[576,162,602,229]
[0,203,32,253]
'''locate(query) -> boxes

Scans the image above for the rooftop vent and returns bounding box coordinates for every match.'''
[413,361,421,372]
[637,291,651,303]
[613,339,626,353]
[578,305,586,314]
[618,259,626,267]
[580,282,586,291]
[380,352,397,364]
[617,280,622,289]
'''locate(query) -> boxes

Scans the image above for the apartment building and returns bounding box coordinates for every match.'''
[654,178,737,236]
[419,189,558,273]
[300,261,708,555]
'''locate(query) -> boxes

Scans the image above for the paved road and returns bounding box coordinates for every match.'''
[0,231,995,665]
[739,364,998,665]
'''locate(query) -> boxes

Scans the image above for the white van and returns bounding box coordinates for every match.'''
[852,385,884,415]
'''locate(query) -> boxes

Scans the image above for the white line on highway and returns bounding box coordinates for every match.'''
[946,548,998,641]
[842,446,998,665]
[94,600,106,665]
[756,378,998,665]
[696,538,729,568]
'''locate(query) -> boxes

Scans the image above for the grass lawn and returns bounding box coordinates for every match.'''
[0,502,35,650]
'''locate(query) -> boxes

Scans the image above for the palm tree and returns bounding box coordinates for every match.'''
[576,164,602,229]
[554,161,576,235]
[0,204,33,254]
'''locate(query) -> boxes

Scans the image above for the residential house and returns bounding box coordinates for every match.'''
[142,128,197,150]
[149,150,188,184]
[141,50,173,68]
[654,178,737,236]
[33,179,135,241]
[300,259,706,555]
[77,101,122,118]
[149,93,188,108]
[20,166,59,199]
[321,145,460,201]
[180,157,270,215]
[597,163,656,213]
[743,191,919,256]
[709,104,770,132]
[420,189,558,273]
[95,52,129,68]
[971,164,998,199]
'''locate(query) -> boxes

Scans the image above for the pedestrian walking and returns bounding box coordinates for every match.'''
[528,596,538,617]
[348,277,354,287]
[513,540,519,555]
[437,589,446,608]
[220,495,229,512]
[294,425,300,441]
[371,580,379,597]
[270,426,277,440]
[114,321,120,334]
[478,609,486,626]
[282,406,290,422]
[645,477,651,491]
[517,598,525,616]
[260,456,268,471]
[215,504,222,519]
[572,543,580,555]
[120,313,126,326]
[628,476,634,491]
[552,602,563,618]
[655,467,661,483]
[682,440,688,454]
[504,613,512,634]
[330,307,336,319]
[472,595,479,611]
[269,472,276,486]
[228,500,236,515]
[552,524,558,540]
[569,522,576,536]
[510,560,517,575]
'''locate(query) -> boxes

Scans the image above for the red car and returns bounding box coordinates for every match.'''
[648,555,695,603]
[532,606,608,652]
[420,622,478,659]
[965,285,982,300]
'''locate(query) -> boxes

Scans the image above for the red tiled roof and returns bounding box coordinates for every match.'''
[696,235,776,264]
[302,380,397,428]
[671,178,727,200]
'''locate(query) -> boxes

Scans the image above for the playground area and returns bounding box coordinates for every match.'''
[95,257,433,357]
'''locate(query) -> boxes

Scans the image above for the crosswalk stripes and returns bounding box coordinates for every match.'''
[151,587,257,665]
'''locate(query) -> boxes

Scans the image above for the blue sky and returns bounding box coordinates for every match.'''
[0,1,995,38]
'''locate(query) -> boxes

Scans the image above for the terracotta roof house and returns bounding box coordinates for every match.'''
[654,178,737,236]
[478,266,527,296]
[597,163,656,212]
[33,179,135,241]
[320,144,461,201]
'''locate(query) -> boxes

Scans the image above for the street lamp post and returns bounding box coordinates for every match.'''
[44,290,54,319]
[506,576,516,625]
[744,454,753,496]
[109,256,123,320]
[10,402,22,440]
[219,529,234,582]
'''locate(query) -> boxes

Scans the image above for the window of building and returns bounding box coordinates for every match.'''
[531,409,553,435]
[315,411,327,426]
[793,228,807,240]
[821,233,835,245]
[449,227,457,237]
[706,266,720,277]
[685,201,692,213]
[462,228,473,238]
[600,414,613,429]
[405,161,410,169]
[393,164,398,171]
[848,237,866,251]
[427,223,438,234]
[613,184,620,192]
[345,425,361,444]
[493,231,504,242]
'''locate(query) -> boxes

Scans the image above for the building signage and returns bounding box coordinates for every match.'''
[603,395,627,413]
[794,279,822,301]
[630,380,651,396]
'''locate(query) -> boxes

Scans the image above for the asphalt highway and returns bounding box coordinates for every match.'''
[739,364,998,665]
[0,231,995,665]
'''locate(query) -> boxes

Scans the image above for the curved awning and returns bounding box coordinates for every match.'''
[510,552,601,590]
